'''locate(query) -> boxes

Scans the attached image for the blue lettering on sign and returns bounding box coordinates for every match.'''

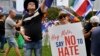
[56,41,64,47]
[77,38,83,44]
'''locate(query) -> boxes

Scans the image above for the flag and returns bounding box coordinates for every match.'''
[71,0,93,17]
[95,11,100,15]
[59,8,80,22]
[45,0,53,8]
[44,0,53,12]
[70,15,80,22]
[96,11,100,18]
[64,10,80,22]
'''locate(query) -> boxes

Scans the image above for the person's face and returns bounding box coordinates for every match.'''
[60,18,67,24]
[65,16,69,21]
[27,2,36,11]
[60,16,70,24]
[11,11,16,18]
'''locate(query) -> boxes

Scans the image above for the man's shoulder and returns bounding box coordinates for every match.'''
[92,27,100,35]
[5,17,11,22]
[6,17,12,21]
[94,26,100,31]
[5,17,15,24]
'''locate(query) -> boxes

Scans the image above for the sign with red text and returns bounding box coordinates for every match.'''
[48,22,87,56]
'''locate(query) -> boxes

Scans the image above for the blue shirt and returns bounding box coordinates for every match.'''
[91,26,100,56]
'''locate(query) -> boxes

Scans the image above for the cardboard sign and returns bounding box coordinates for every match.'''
[48,22,87,56]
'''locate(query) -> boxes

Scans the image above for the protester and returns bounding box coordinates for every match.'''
[89,16,100,56]
[0,12,6,53]
[84,16,100,56]
[4,9,22,56]
[58,11,71,25]
[21,0,46,56]
[83,20,92,56]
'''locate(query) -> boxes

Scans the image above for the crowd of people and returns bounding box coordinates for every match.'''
[0,0,100,56]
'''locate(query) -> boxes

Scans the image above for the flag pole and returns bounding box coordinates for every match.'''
[91,0,95,16]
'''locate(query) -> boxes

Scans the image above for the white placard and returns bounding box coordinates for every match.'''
[48,22,87,56]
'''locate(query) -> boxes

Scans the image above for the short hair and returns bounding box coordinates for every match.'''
[9,9,16,14]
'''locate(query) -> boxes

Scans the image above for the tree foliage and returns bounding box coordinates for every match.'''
[47,7,60,20]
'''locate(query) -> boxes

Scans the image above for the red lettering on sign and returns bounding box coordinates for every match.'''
[65,35,76,46]
[58,45,79,56]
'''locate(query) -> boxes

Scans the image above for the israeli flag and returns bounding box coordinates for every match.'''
[96,11,100,18]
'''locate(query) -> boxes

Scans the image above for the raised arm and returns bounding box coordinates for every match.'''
[40,0,47,13]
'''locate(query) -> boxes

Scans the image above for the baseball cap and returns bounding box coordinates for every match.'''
[90,16,100,23]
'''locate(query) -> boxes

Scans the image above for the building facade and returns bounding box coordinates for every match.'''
[0,0,16,11]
